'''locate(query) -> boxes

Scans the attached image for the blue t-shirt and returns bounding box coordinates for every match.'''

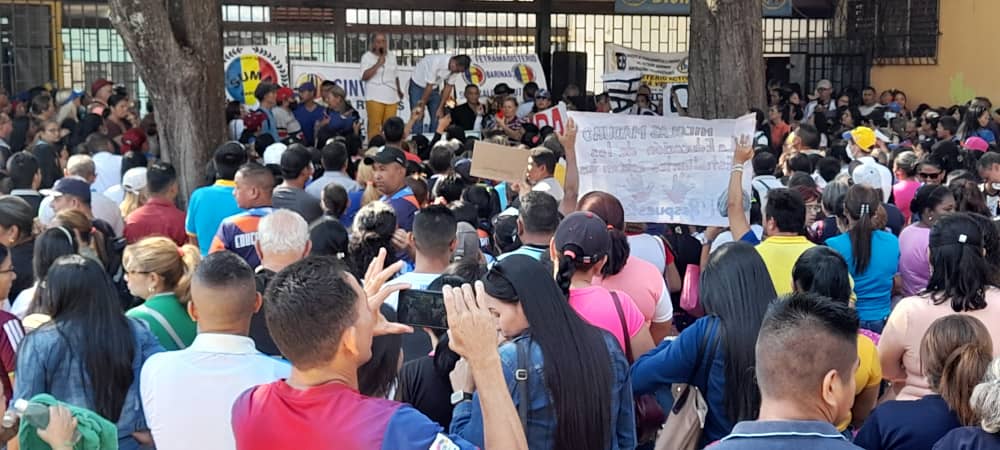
[185,180,244,255]
[381,187,419,232]
[826,230,900,321]
[293,103,326,145]
[934,426,1000,450]
[342,190,364,229]
[855,395,961,450]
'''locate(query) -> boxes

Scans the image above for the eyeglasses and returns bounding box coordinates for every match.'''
[919,171,943,179]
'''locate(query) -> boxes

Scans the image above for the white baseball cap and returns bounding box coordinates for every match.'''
[121,167,148,194]
[263,143,287,166]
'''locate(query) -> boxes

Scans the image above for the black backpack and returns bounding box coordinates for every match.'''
[92,219,137,311]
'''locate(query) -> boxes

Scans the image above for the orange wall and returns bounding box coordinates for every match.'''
[870,0,1000,107]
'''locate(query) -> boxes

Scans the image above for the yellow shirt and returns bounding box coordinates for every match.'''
[837,333,882,431]
[755,235,816,295]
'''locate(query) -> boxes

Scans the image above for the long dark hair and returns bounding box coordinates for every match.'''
[792,246,852,304]
[346,202,398,278]
[957,105,989,140]
[578,191,630,276]
[910,184,953,221]
[484,255,614,450]
[700,242,776,423]
[925,213,995,312]
[32,255,135,421]
[841,184,886,273]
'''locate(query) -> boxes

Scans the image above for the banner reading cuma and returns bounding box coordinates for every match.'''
[569,112,756,226]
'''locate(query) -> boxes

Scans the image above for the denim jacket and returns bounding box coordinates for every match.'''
[14,318,164,450]
[450,332,636,449]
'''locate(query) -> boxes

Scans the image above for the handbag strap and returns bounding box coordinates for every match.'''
[610,291,634,363]
[134,305,186,349]
[515,337,530,430]
[693,319,720,385]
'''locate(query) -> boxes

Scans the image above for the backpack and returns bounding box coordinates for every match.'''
[92,219,137,311]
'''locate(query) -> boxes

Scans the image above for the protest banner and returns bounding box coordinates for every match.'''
[605,44,688,116]
[530,102,569,135]
[569,111,755,226]
[470,141,531,184]
[224,46,290,106]
[290,61,413,138]
[290,55,547,138]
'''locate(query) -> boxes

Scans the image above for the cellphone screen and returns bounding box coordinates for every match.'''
[397,289,448,330]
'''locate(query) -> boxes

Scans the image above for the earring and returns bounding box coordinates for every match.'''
[148,286,155,294]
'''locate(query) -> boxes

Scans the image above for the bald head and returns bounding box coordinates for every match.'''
[190,252,259,330]
[756,292,858,402]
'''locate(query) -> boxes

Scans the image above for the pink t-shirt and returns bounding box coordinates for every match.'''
[893,179,921,224]
[594,256,673,324]
[879,287,1000,401]
[568,286,646,352]
[897,225,931,297]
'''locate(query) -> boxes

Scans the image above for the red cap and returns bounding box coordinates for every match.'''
[91,78,113,97]
[243,110,267,132]
[121,128,147,153]
[404,150,422,164]
[276,87,296,104]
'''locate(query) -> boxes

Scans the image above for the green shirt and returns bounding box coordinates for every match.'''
[126,292,196,351]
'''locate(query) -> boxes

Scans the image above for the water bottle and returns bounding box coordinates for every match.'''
[1,399,81,443]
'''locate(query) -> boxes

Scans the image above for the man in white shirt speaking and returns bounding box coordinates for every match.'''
[408,53,470,135]
[140,251,290,450]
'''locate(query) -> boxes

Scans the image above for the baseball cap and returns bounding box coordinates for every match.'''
[852,164,882,190]
[492,83,514,96]
[90,78,114,96]
[963,136,990,153]
[553,211,611,264]
[243,110,267,132]
[843,126,877,151]
[263,142,288,166]
[298,82,316,93]
[534,89,552,100]
[121,128,147,153]
[276,86,296,104]
[121,167,148,194]
[364,146,406,167]
[214,141,248,166]
[41,177,91,204]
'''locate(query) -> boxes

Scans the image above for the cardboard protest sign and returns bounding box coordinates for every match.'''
[470,141,531,184]
[569,111,755,226]
[224,46,290,106]
[530,102,569,135]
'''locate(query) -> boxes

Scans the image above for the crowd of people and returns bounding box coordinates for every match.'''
[1,42,1000,450]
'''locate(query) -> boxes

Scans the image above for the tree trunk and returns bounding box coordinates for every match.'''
[108,0,226,203]
[688,0,766,119]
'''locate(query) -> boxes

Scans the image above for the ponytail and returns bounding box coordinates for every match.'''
[555,252,577,297]
[174,244,201,303]
[602,228,630,276]
[843,185,883,273]
[939,344,993,425]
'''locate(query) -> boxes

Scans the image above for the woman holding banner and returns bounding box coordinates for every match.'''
[360,33,403,140]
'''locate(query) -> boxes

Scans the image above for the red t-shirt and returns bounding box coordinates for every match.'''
[0,311,24,405]
[124,197,188,246]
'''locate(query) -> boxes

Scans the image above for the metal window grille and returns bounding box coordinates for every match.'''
[0,1,56,94]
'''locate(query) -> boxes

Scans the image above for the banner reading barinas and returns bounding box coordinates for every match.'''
[224,46,290,106]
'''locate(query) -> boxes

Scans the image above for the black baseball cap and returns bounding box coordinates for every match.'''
[493,83,514,96]
[363,146,407,167]
[553,211,610,264]
[41,177,91,204]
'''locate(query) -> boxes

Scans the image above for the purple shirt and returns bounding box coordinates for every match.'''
[898,224,930,297]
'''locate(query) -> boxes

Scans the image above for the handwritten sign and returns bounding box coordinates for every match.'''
[530,102,569,135]
[470,141,531,184]
[569,111,755,226]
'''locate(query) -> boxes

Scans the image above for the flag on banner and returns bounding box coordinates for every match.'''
[601,71,642,113]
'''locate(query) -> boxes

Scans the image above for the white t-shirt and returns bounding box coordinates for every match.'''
[531,177,564,203]
[516,101,534,119]
[91,152,122,194]
[360,51,401,105]
[140,334,290,450]
[39,187,125,236]
[411,54,461,90]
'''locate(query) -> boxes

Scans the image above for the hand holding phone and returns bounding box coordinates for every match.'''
[397,289,448,330]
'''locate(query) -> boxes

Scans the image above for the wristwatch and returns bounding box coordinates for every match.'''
[450,391,473,405]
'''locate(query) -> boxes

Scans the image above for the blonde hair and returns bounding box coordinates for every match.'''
[356,148,381,207]
[120,189,147,219]
[123,237,200,303]
[971,357,1000,433]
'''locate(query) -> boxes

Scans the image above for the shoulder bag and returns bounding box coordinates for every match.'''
[654,319,719,450]
[611,291,667,444]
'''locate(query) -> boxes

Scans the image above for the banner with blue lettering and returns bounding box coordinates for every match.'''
[614,0,793,17]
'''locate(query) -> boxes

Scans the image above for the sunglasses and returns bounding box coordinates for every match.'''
[919,171,943,179]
